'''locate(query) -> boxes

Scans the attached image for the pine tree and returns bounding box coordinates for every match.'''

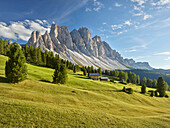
[0,38,4,54]
[141,83,146,94]
[5,44,27,83]
[157,77,167,97]
[152,79,157,88]
[59,64,67,84]
[124,72,128,83]
[141,77,147,86]
[73,66,77,73]
[98,67,102,76]
[53,64,61,84]
[137,75,140,85]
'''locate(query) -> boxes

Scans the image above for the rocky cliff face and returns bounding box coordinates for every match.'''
[27,24,152,70]
[124,59,153,70]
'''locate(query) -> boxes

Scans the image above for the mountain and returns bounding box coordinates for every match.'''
[27,24,152,70]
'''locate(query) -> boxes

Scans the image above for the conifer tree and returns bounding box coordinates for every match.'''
[59,64,67,84]
[53,64,61,84]
[141,83,146,94]
[157,77,166,97]
[73,66,77,73]
[5,44,27,83]
[137,75,140,85]
[98,67,102,76]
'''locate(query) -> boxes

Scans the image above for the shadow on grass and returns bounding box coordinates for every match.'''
[75,76,90,80]
[0,76,8,83]
[39,79,51,83]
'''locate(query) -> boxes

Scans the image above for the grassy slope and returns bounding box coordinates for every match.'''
[0,55,170,128]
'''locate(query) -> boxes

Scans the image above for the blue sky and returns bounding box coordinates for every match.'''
[0,0,170,69]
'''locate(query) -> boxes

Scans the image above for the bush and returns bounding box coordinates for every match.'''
[110,79,114,82]
[122,87,126,92]
[150,91,154,97]
[125,88,133,94]
[165,94,169,98]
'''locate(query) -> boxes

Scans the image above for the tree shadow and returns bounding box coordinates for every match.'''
[75,76,90,79]
[39,79,51,83]
[0,76,8,83]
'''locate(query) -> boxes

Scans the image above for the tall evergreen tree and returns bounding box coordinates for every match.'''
[53,64,61,84]
[141,83,146,94]
[5,44,27,83]
[141,77,147,86]
[73,65,77,73]
[124,72,128,83]
[98,67,102,76]
[0,38,4,54]
[157,77,166,97]
[137,75,140,85]
[59,64,67,84]
[152,79,157,88]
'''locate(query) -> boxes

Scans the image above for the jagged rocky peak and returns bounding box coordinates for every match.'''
[92,35,102,43]
[42,31,54,51]
[57,25,73,50]
[124,58,153,70]
[27,24,153,70]
[78,27,91,41]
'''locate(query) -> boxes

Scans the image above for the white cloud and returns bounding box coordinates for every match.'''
[153,65,170,69]
[115,2,122,7]
[125,49,137,52]
[164,57,170,60]
[117,30,127,35]
[0,19,50,41]
[102,22,107,25]
[152,0,170,6]
[131,0,146,6]
[143,14,152,20]
[93,0,104,12]
[154,52,170,55]
[85,8,91,12]
[124,20,132,26]
[111,24,123,30]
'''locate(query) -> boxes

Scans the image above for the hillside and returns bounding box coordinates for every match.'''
[0,55,170,127]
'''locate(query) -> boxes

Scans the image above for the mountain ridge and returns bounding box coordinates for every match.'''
[27,24,152,70]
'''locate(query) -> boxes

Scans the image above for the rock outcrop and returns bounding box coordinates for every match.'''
[27,24,152,70]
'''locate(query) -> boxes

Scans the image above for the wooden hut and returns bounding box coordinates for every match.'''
[89,73,100,80]
[100,77,109,81]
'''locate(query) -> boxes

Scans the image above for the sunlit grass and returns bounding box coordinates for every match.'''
[0,55,170,127]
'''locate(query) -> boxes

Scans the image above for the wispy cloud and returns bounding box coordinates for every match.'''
[115,2,122,7]
[154,52,170,55]
[143,14,152,20]
[130,0,146,6]
[0,19,50,41]
[85,8,91,12]
[164,57,170,60]
[124,20,132,26]
[93,0,104,12]
[153,65,170,69]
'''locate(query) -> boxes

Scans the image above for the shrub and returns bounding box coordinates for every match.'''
[110,79,114,82]
[126,88,133,94]
[165,94,169,98]
[150,91,154,97]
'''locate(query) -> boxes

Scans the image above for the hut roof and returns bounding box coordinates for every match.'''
[89,73,100,76]
[100,77,109,79]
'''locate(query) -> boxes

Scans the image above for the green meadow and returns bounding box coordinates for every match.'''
[0,55,170,127]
